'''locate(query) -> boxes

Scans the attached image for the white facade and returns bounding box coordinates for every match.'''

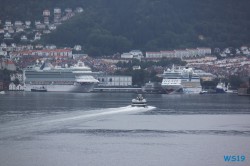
[161,51,175,58]
[34,32,41,40]
[14,21,23,27]
[9,82,24,91]
[74,45,82,51]
[130,50,143,59]
[146,52,162,58]
[197,47,211,56]
[174,50,189,58]
[186,49,199,57]
[97,76,132,87]
[133,66,141,70]
[121,52,133,59]
[9,82,16,90]
[5,21,12,27]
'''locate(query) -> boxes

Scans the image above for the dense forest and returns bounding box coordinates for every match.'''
[1,0,250,56]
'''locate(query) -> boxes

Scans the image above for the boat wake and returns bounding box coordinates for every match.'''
[47,105,156,123]
[0,105,156,140]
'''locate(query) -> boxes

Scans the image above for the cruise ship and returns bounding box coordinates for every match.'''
[23,61,99,92]
[161,65,210,94]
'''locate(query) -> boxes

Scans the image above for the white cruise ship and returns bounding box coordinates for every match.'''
[23,61,99,92]
[161,65,203,94]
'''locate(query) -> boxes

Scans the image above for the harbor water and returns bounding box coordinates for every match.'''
[0,92,250,166]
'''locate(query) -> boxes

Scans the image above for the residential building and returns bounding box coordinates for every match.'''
[9,82,16,91]
[11,48,73,58]
[133,66,141,70]
[43,9,50,25]
[174,49,189,58]
[54,8,62,23]
[5,20,12,27]
[74,45,82,51]
[25,21,31,28]
[9,83,24,91]
[34,32,42,40]
[121,52,133,59]
[186,48,199,57]
[48,24,56,30]
[14,21,23,27]
[4,32,12,39]
[197,47,211,56]
[160,51,175,58]
[21,35,28,41]
[146,52,162,59]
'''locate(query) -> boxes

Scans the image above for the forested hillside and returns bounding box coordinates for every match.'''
[1,0,250,56]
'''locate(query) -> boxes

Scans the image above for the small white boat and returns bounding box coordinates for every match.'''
[0,91,5,94]
[131,94,147,107]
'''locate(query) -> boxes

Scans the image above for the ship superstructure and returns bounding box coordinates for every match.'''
[161,65,204,94]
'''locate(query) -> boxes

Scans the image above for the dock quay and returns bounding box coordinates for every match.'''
[93,87,142,93]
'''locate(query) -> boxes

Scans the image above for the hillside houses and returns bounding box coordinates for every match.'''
[0,59,16,71]
[10,49,73,59]
[0,6,84,44]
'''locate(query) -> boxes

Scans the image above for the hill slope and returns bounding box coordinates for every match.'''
[1,0,250,56]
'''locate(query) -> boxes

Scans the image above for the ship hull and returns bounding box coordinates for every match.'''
[24,83,96,92]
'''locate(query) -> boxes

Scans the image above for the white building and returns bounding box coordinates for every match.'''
[4,32,12,39]
[74,45,82,51]
[130,50,143,59]
[97,76,132,87]
[9,82,16,91]
[121,52,133,59]
[145,52,162,59]
[174,49,189,58]
[133,66,141,70]
[5,20,12,27]
[160,51,175,58]
[14,21,23,27]
[25,21,31,28]
[197,47,211,56]
[48,24,57,30]
[34,32,42,40]
[9,83,24,91]
[16,84,24,91]
[186,49,199,57]
[240,46,250,55]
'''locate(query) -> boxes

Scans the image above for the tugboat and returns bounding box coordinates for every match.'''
[131,94,147,107]
[31,86,47,92]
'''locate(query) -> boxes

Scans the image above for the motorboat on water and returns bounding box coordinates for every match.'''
[31,86,47,92]
[0,91,5,94]
[131,94,147,107]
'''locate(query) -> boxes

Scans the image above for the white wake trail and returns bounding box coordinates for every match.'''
[47,105,155,123]
[0,105,156,139]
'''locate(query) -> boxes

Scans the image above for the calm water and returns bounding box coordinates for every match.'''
[0,92,250,166]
